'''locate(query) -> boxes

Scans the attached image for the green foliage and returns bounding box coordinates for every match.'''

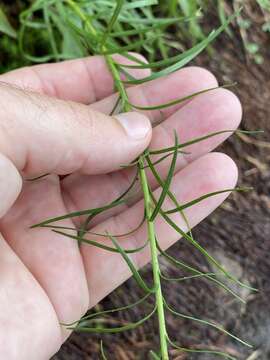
[0,7,17,38]
[257,0,270,10]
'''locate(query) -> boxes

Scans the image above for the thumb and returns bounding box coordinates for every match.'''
[0,153,22,217]
[0,84,152,177]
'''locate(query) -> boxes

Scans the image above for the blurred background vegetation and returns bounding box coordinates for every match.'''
[0,0,269,72]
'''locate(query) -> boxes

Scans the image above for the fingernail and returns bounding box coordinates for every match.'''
[116,112,151,140]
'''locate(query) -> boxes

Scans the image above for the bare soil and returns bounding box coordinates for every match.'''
[53,18,270,360]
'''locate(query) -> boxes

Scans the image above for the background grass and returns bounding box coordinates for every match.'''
[0,0,269,72]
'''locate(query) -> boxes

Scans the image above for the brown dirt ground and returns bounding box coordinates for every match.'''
[52,12,270,360]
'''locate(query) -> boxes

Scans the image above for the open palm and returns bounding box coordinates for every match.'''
[0,55,241,359]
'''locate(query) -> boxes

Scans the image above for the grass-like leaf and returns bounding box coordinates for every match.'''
[165,187,253,214]
[167,337,237,360]
[150,129,263,155]
[149,350,161,360]
[160,272,216,282]
[129,84,234,111]
[68,304,157,333]
[63,293,151,327]
[149,131,178,221]
[31,199,125,228]
[52,229,149,255]
[40,213,145,238]
[0,6,17,38]
[122,11,240,85]
[164,299,252,348]
[109,234,156,294]
[156,241,246,304]
[100,340,108,360]
[100,0,125,48]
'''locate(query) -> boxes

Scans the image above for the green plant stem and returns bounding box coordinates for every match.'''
[105,53,131,111]
[65,0,96,37]
[63,5,167,356]
[105,42,169,359]
[139,157,169,360]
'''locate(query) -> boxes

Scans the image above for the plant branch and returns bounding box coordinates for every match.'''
[138,157,169,360]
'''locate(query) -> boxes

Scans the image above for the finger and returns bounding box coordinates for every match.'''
[0,235,62,359]
[0,153,22,218]
[0,84,151,176]
[0,54,150,104]
[0,175,89,339]
[79,152,238,307]
[0,156,61,359]
[62,87,241,226]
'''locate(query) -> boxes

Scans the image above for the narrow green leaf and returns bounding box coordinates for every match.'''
[150,131,178,221]
[69,305,157,333]
[0,7,17,38]
[109,234,156,294]
[167,337,237,360]
[149,350,161,360]
[31,199,125,228]
[123,12,240,85]
[156,241,247,303]
[164,300,252,348]
[40,213,145,238]
[52,229,148,254]
[43,5,59,59]
[129,84,226,111]
[160,272,217,282]
[150,130,263,155]
[63,293,151,327]
[117,16,184,25]
[100,341,108,360]
[100,0,125,47]
[165,187,253,214]
[102,34,162,55]
[122,0,158,9]
[146,151,194,239]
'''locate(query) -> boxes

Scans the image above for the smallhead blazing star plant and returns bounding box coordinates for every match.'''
[14,1,264,359]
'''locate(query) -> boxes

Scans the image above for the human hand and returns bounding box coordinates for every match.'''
[0,55,241,359]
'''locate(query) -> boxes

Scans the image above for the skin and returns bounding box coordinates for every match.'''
[0,54,242,359]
